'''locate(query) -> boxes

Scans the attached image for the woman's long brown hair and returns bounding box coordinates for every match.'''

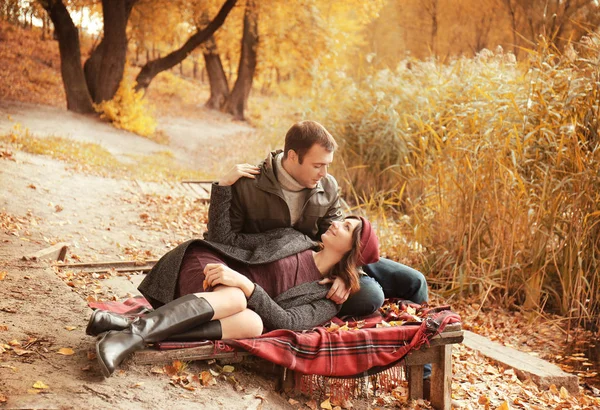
[328,217,363,294]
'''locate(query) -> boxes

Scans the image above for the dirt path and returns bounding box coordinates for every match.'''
[0,102,295,409]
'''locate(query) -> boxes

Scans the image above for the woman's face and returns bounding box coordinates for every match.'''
[321,218,361,254]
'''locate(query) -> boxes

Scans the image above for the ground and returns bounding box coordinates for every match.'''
[0,102,300,410]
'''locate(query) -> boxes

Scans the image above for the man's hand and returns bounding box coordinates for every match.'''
[219,164,260,186]
[204,263,255,297]
[319,276,351,304]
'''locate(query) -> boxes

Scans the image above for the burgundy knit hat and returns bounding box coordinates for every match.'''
[357,216,380,266]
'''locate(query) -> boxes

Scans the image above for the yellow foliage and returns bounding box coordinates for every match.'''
[95,75,159,140]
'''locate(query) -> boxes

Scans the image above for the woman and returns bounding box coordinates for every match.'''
[89,172,379,377]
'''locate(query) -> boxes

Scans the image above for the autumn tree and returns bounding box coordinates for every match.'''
[39,0,237,114]
[134,0,237,91]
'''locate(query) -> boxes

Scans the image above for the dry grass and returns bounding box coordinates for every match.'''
[306,39,600,330]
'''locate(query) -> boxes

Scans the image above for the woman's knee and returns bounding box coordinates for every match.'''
[222,286,247,311]
[240,309,263,337]
[221,309,263,338]
[338,277,384,317]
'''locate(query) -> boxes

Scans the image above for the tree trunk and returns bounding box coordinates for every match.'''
[223,0,258,121]
[43,0,94,114]
[135,0,237,92]
[203,35,230,109]
[83,0,135,103]
[94,0,129,102]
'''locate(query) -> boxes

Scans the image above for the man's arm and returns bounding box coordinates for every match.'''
[204,183,308,250]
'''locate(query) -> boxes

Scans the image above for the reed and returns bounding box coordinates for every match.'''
[307,39,600,329]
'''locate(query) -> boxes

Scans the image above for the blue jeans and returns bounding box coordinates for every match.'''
[339,258,429,316]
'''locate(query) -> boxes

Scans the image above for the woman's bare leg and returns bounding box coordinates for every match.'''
[219,309,263,339]
[193,286,246,320]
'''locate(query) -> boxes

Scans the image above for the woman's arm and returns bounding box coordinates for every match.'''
[247,283,340,331]
[204,263,255,296]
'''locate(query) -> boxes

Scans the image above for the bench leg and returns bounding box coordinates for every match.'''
[430,344,452,410]
[407,362,424,400]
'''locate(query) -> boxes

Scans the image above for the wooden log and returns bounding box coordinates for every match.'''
[23,242,69,262]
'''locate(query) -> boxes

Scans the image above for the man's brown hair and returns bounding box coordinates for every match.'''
[283,121,337,163]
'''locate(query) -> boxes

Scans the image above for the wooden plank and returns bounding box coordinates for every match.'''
[462,330,579,393]
[55,260,157,271]
[132,344,250,365]
[55,260,158,268]
[430,344,452,410]
[23,242,69,262]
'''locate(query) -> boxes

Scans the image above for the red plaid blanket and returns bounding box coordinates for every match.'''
[89,297,461,378]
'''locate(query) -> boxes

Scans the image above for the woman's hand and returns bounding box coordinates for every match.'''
[218,164,260,186]
[319,277,351,304]
[204,263,255,297]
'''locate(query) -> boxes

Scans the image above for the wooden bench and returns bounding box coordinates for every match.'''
[133,323,463,410]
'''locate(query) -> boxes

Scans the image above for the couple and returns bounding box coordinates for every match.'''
[87,120,428,378]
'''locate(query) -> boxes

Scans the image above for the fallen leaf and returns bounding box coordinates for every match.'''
[497,401,510,410]
[306,399,318,410]
[32,381,48,389]
[64,326,76,331]
[13,347,33,356]
[0,271,6,280]
[559,386,569,399]
[0,393,6,403]
[339,398,353,409]
[222,365,235,373]
[27,389,41,395]
[131,382,144,388]
[150,366,165,374]
[321,398,333,410]
[56,347,75,355]
[54,204,63,212]
[28,184,36,189]
[7,339,19,346]
[288,398,299,405]
[327,323,340,332]
[0,325,7,331]
[200,370,213,386]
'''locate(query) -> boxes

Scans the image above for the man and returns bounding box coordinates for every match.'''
[204,120,428,317]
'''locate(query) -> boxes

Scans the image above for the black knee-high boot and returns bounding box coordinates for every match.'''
[166,320,222,342]
[96,294,215,377]
[86,310,133,336]
[87,312,223,341]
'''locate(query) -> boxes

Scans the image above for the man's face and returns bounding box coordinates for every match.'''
[286,144,334,189]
